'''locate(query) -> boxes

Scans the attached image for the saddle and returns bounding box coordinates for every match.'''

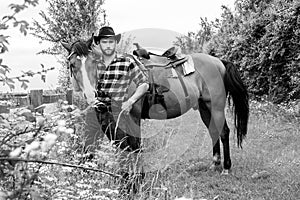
[133,44,180,61]
[133,45,189,70]
[132,44,191,114]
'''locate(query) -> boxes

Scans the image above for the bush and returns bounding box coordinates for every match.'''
[0,101,123,199]
[205,0,300,103]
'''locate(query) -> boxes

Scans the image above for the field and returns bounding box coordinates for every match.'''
[138,101,300,200]
[1,100,299,200]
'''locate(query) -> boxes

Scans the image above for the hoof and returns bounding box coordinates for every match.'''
[221,169,230,175]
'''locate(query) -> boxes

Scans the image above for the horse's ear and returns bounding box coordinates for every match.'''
[61,41,71,52]
[86,33,94,50]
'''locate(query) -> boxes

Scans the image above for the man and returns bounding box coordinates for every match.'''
[84,26,149,153]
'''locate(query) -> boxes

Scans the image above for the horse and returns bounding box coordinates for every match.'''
[61,39,249,175]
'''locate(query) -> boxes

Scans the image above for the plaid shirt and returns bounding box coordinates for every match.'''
[94,54,148,107]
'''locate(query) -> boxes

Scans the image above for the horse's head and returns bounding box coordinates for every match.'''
[61,40,98,104]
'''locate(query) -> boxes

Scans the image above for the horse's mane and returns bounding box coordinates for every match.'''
[70,37,93,57]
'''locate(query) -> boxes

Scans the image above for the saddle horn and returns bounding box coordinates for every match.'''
[133,43,150,59]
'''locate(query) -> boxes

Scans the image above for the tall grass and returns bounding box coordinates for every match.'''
[16,99,299,199]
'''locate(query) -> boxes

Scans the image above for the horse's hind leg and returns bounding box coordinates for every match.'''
[198,99,221,169]
[199,99,231,173]
[221,120,231,174]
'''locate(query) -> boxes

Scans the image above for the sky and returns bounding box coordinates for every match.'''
[0,0,235,92]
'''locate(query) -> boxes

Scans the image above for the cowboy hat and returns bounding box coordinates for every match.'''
[93,26,121,44]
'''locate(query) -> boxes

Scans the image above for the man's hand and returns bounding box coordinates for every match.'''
[121,99,135,115]
[121,83,149,114]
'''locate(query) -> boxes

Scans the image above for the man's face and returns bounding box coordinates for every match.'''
[99,37,117,56]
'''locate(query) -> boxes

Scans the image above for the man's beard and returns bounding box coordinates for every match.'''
[101,48,115,56]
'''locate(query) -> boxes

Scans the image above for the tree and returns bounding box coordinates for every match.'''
[206,0,300,103]
[32,0,107,91]
[117,34,136,54]
[174,17,217,54]
[0,0,51,91]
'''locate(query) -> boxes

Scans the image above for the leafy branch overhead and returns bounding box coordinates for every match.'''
[31,0,107,55]
[0,0,39,54]
[30,0,108,92]
[0,62,55,90]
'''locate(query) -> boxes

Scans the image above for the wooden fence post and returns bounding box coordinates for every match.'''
[66,89,73,105]
[0,105,9,113]
[30,89,43,108]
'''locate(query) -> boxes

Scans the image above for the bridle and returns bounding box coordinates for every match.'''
[66,48,99,101]
[67,51,85,94]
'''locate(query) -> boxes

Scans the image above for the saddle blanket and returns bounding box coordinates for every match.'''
[171,55,195,77]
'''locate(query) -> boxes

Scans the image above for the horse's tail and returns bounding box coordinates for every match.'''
[221,60,249,148]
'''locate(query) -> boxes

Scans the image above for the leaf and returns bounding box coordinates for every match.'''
[25,0,39,7]
[41,74,46,82]
[0,68,6,75]
[13,21,19,27]
[7,83,15,90]
[19,20,29,26]
[5,78,14,84]
[0,35,10,44]
[21,81,28,90]
[0,45,9,54]
[20,24,28,36]
[1,15,16,24]
[9,4,28,13]
[1,65,10,72]
[0,24,9,30]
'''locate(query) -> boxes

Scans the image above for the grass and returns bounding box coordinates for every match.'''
[6,100,297,199]
[133,100,300,200]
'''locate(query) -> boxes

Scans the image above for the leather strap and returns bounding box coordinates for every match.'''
[171,64,190,109]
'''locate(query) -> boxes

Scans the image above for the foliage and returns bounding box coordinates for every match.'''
[31,0,107,91]
[174,17,217,54]
[0,0,54,91]
[205,0,300,103]
[117,34,136,54]
[0,101,121,199]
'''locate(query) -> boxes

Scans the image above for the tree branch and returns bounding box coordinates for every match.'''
[0,157,122,178]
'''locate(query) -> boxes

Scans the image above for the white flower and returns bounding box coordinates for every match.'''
[57,126,67,134]
[57,120,66,127]
[36,116,46,127]
[24,141,40,153]
[9,147,23,158]
[41,133,58,152]
[65,128,74,135]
